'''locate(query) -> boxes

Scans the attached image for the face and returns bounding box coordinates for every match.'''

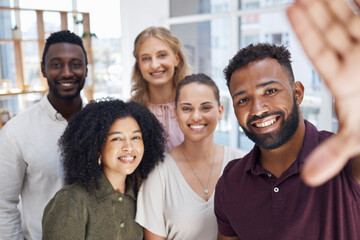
[229,58,303,150]
[175,83,224,142]
[42,42,87,100]
[137,37,180,88]
[100,117,144,180]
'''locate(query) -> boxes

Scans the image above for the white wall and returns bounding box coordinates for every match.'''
[120,0,169,99]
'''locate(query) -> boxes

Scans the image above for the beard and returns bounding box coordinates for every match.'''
[240,96,300,150]
[48,79,85,100]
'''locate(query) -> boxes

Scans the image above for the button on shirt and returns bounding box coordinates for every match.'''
[42,173,143,240]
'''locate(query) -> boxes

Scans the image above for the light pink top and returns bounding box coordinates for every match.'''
[148,102,184,151]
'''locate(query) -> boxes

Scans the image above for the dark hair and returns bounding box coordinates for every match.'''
[42,30,88,65]
[59,98,165,193]
[175,73,220,106]
[224,43,295,87]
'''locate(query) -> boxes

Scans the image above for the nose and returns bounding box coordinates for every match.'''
[61,64,74,78]
[249,97,269,117]
[150,58,160,69]
[121,138,133,151]
[190,109,202,122]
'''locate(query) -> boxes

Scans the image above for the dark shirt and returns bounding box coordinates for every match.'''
[42,173,143,240]
[215,120,360,240]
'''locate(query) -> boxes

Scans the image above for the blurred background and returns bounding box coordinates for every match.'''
[0,0,338,151]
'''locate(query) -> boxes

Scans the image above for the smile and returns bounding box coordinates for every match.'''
[151,71,165,77]
[118,156,136,164]
[189,124,206,129]
[252,116,278,128]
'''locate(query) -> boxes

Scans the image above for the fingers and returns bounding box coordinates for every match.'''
[301,131,360,186]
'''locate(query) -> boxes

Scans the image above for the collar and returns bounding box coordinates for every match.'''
[245,120,322,176]
[94,173,136,201]
[40,93,66,122]
[148,101,176,118]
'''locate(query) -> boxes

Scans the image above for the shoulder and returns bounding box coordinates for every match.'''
[50,183,90,205]
[224,146,245,161]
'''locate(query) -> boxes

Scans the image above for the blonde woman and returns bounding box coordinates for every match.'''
[136,74,244,239]
[131,26,192,151]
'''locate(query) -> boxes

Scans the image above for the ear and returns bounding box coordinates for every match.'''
[293,81,304,106]
[174,53,180,67]
[41,62,46,78]
[218,104,224,120]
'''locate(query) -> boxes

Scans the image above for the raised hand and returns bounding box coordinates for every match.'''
[287,0,360,186]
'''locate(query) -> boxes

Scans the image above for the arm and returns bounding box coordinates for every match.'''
[0,126,26,239]
[287,0,360,186]
[218,232,240,240]
[42,189,86,239]
[144,228,166,240]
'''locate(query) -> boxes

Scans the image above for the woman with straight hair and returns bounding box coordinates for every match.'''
[131,26,192,151]
[136,74,244,240]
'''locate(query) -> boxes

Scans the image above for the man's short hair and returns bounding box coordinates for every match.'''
[224,43,295,87]
[41,30,88,65]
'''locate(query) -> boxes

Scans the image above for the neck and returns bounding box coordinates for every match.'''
[148,82,176,104]
[259,119,306,178]
[181,136,215,162]
[47,94,82,122]
[104,171,127,194]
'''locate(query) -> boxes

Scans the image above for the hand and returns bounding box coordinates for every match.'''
[287,0,360,186]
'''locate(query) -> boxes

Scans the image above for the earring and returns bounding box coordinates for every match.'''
[98,156,102,166]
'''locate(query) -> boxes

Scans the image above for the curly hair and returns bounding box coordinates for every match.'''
[130,26,192,106]
[175,73,220,107]
[42,30,88,65]
[59,98,165,193]
[224,43,295,87]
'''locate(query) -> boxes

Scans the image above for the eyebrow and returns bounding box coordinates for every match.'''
[179,101,213,106]
[231,80,279,99]
[107,130,141,135]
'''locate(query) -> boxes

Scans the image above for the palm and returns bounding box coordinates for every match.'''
[287,0,360,186]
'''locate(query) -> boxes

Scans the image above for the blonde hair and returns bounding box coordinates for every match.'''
[130,26,192,106]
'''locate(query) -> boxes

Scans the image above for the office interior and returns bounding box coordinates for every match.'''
[0,0,337,151]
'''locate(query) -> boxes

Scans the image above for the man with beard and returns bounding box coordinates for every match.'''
[0,30,87,240]
[215,42,360,239]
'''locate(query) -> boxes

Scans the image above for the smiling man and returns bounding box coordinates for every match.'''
[214,43,360,240]
[0,30,87,240]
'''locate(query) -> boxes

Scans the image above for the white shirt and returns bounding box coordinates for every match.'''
[136,147,243,240]
[0,94,68,240]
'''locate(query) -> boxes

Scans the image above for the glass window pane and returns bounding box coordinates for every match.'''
[22,41,41,91]
[20,11,37,40]
[0,42,16,88]
[19,0,72,11]
[0,9,13,40]
[43,12,61,35]
[239,0,294,9]
[171,18,234,146]
[170,0,230,17]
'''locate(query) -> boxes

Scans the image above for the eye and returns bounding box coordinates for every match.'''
[237,98,248,105]
[265,89,277,95]
[141,56,150,62]
[201,105,212,111]
[132,135,142,140]
[50,63,62,68]
[71,63,82,68]
[181,107,192,112]
[159,53,167,58]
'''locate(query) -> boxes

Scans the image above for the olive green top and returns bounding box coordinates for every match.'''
[42,173,143,240]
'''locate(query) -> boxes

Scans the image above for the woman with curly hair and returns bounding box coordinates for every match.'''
[42,99,165,239]
[131,26,192,151]
[136,74,244,239]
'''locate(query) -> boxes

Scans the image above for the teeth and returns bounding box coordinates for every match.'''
[255,118,276,128]
[61,82,73,86]
[120,157,134,161]
[151,71,164,76]
[189,124,205,129]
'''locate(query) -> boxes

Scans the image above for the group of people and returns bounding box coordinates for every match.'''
[0,0,359,239]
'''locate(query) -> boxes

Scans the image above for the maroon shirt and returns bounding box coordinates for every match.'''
[215,121,360,240]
